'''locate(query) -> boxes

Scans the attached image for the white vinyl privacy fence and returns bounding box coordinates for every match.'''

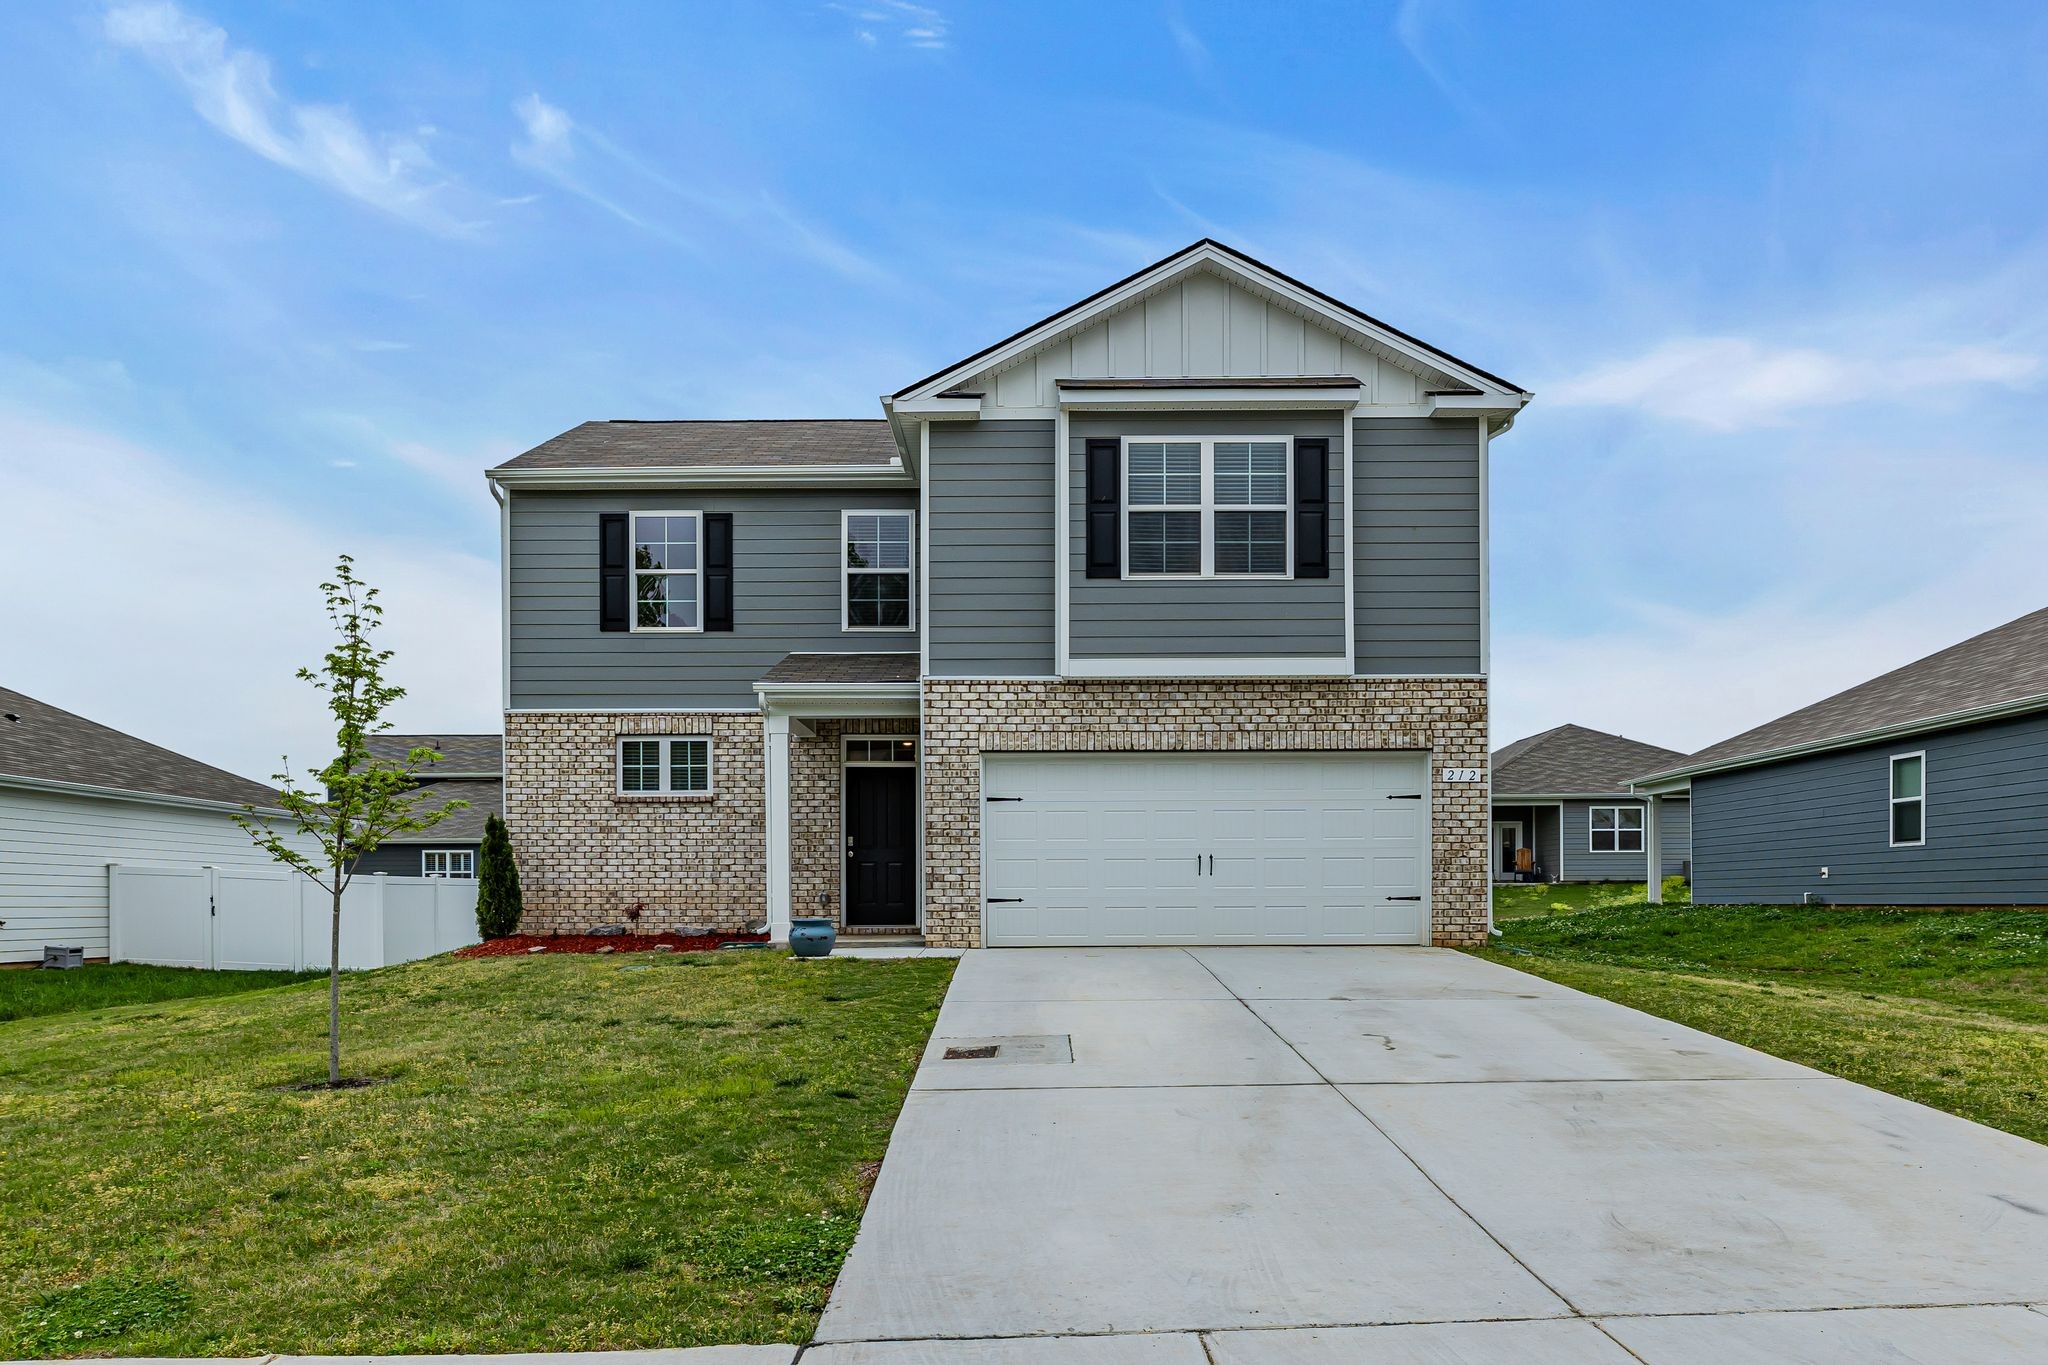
[109,864,479,971]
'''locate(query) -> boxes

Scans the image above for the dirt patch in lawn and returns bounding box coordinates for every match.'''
[456,931,768,958]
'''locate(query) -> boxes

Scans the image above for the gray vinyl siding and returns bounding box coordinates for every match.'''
[1066,413,1348,660]
[927,421,1057,676]
[1691,709,2048,906]
[508,488,918,709]
[1558,798,1692,882]
[1535,803,1563,881]
[1352,417,1481,675]
[351,843,480,878]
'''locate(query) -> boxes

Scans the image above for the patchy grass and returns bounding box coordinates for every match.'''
[1491,877,1691,920]
[0,950,953,1357]
[0,963,322,1023]
[1476,901,2048,1144]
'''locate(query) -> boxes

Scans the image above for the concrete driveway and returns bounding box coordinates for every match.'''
[811,947,2048,1363]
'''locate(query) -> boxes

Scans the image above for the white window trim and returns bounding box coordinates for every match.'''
[615,735,716,796]
[1121,435,1294,580]
[421,848,475,879]
[629,510,704,634]
[1589,804,1646,854]
[842,509,917,633]
[842,734,918,766]
[1889,749,1927,848]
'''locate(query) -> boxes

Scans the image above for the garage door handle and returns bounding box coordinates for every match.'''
[1385,895,1421,902]
[985,796,1023,803]
[986,897,1023,904]
[1388,794,1423,800]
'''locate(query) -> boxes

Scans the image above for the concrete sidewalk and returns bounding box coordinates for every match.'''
[812,946,2048,1363]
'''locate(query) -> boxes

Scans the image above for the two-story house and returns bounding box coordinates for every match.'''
[488,241,1528,948]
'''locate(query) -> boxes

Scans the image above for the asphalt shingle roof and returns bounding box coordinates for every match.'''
[1655,606,2048,778]
[364,734,502,774]
[0,685,284,809]
[376,776,503,845]
[493,420,899,473]
[1493,724,1688,797]
[759,653,921,685]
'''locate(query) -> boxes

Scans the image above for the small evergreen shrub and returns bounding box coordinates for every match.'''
[475,812,524,939]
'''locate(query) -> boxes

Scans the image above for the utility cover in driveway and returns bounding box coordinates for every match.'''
[981,752,1429,946]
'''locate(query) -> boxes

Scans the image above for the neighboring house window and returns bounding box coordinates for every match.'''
[1890,751,1926,847]
[1125,437,1291,577]
[632,512,701,631]
[844,511,914,630]
[1589,805,1645,853]
[617,737,714,795]
[422,849,474,879]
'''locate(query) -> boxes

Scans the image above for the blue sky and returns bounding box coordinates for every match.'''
[4,0,2047,780]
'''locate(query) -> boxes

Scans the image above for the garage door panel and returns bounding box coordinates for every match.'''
[983,752,1431,947]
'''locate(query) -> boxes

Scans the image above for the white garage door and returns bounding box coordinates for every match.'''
[982,752,1430,947]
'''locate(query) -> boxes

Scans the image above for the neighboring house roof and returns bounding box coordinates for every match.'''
[365,733,503,775]
[492,419,898,473]
[0,685,284,811]
[1639,606,2048,783]
[1493,724,1688,798]
[376,777,503,845]
[891,238,1529,402]
[759,652,922,685]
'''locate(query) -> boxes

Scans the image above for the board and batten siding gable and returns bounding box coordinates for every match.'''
[1690,709,2048,906]
[1064,412,1348,660]
[0,787,319,963]
[1352,417,1482,675]
[1557,797,1691,882]
[925,421,1058,676]
[509,488,919,709]
[970,268,1434,412]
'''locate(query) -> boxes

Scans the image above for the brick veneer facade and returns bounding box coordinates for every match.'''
[919,677,1490,949]
[503,710,769,934]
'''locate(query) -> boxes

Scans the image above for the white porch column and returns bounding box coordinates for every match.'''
[764,712,793,943]
[1644,794,1663,905]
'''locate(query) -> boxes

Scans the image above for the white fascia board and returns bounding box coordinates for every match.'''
[1060,656,1354,680]
[890,396,982,418]
[490,464,915,491]
[1057,385,1365,410]
[752,682,922,719]
[1496,790,1685,803]
[0,772,289,817]
[1424,392,1530,421]
[1633,691,2048,787]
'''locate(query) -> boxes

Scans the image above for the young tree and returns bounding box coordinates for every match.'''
[238,555,466,1086]
[474,812,524,939]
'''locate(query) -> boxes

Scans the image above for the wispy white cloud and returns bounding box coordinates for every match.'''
[103,1,478,237]
[1546,335,2039,430]
[1163,2,1210,77]
[828,1,950,51]
[509,92,692,246]
[1392,0,1498,133]
[0,404,497,782]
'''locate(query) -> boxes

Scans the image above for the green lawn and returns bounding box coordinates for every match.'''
[1,950,954,1358]
[1492,876,1691,920]
[0,962,322,1023]
[1474,901,2048,1145]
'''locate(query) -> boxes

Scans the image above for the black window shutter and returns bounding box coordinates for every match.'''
[703,512,734,632]
[1293,438,1330,579]
[1085,438,1121,579]
[598,512,630,631]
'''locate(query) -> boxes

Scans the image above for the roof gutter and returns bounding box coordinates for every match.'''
[489,463,916,491]
[0,772,290,817]
[1627,690,2048,788]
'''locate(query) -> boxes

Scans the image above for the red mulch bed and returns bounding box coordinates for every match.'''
[456,931,768,958]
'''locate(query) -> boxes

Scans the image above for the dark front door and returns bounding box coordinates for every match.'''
[846,766,916,926]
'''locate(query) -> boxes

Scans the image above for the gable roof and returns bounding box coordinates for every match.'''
[364,733,502,775]
[491,419,899,475]
[1493,724,1688,797]
[1641,607,2048,783]
[0,685,284,811]
[890,238,1528,404]
[375,777,504,845]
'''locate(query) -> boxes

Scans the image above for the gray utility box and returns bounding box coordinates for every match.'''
[42,945,84,969]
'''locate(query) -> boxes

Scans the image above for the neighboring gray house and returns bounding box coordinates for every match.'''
[489,239,1534,948]
[1633,607,2048,908]
[0,685,316,963]
[1491,724,1691,885]
[349,734,503,880]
